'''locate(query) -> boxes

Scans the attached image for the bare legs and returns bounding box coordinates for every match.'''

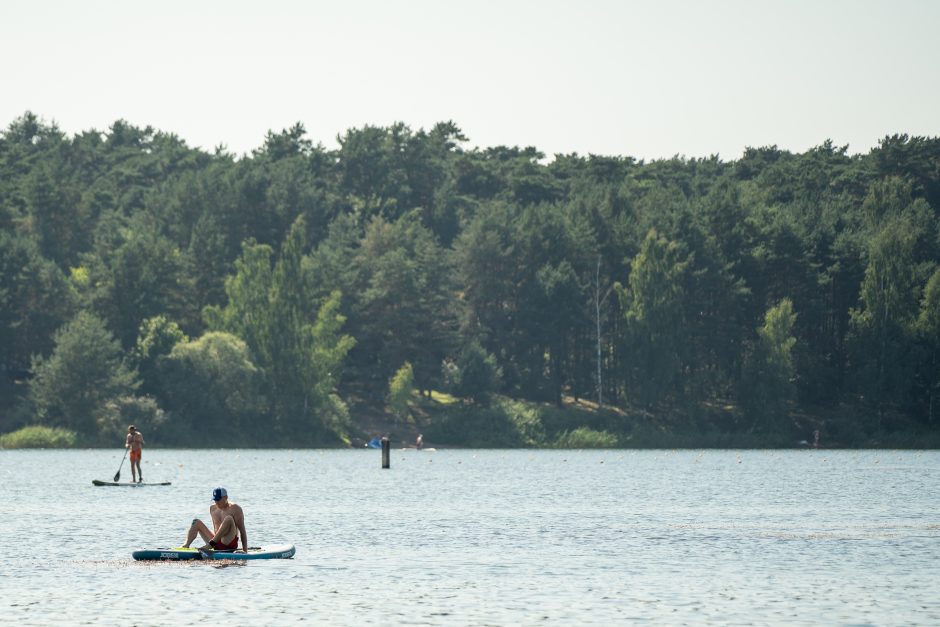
[130,454,142,483]
[183,519,212,547]
[183,516,237,549]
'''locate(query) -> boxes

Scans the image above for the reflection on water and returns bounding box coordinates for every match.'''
[1,449,938,625]
[69,559,248,570]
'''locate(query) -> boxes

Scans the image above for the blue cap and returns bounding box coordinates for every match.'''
[212,487,227,501]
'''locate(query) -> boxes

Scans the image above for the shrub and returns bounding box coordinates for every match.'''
[554,427,618,448]
[0,425,77,448]
[495,396,545,445]
[424,404,524,447]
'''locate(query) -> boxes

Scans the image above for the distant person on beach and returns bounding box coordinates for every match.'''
[125,425,144,483]
[183,487,248,553]
[416,433,424,450]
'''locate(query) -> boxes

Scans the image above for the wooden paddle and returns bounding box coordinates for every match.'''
[114,448,128,482]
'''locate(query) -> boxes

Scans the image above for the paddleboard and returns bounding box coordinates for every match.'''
[92,480,171,486]
[132,544,295,561]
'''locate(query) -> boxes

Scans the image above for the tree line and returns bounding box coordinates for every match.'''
[1,111,938,446]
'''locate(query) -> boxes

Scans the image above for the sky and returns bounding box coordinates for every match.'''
[2,0,938,161]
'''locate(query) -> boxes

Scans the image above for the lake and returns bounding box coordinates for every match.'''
[1,449,938,625]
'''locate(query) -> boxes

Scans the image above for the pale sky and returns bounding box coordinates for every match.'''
[2,0,938,161]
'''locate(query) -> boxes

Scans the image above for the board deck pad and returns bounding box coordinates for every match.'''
[132,544,295,561]
[93,480,171,486]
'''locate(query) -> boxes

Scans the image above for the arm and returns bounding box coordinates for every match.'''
[210,505,221,534]
[237,507,248,552]
[125,434,131,449]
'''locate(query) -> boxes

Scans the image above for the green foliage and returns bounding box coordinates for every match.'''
[0,425,77,448]
[81,213,190,347]
[133,316,188,363]
[741,299,797,431]
[96,395,166,446]
[848,200,927,410]
[916,268,940,423]
[0,232,76,378]
[319,211,457,395]
[421,396,632,447]
[445,341,503,405]
[388,362,415,420]
[3,112,940,446]
[157,332,264,444]
[918,268,940,338]
[454,199,595,402]
[132,315,188,397]
[453,201,519,374]
[28,312,139,435]
[423,395,546,447]
[311,292,358,403]
[424,404,524,447]
[490,396,546,445]
[554,427,619,448]
[616,228,690,407]
[205,217,355,441]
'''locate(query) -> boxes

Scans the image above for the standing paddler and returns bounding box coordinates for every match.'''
[125,424,145,483]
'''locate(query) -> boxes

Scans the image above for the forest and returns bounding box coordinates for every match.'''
[1,111,939,448]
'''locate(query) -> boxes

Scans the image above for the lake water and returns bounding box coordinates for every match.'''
[1,449,938,625]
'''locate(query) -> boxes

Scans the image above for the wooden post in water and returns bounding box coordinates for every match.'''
[381,436,390,469]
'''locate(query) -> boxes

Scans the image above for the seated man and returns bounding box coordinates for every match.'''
[183,487,248,552]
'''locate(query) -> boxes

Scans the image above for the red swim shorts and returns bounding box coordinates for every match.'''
[210,536,239,551]
[130,449,141,462]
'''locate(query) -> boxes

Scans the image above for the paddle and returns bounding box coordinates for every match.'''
[114,448,128,482]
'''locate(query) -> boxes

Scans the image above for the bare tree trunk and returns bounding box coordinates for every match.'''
[596,256,603,406]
